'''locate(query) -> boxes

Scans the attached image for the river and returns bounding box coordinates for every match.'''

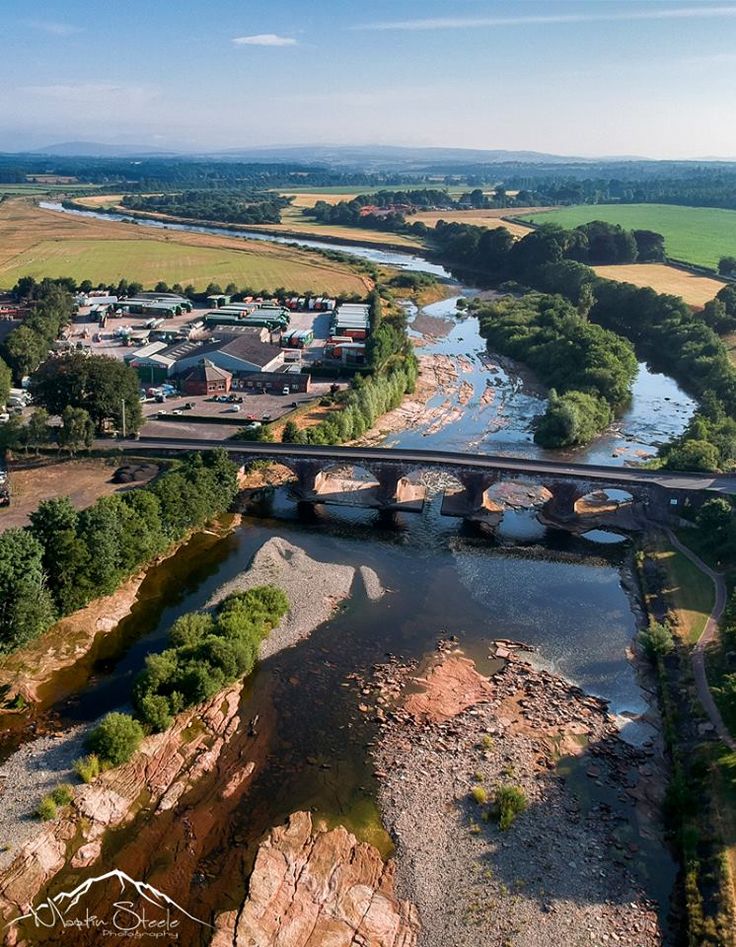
[10,201,694,938]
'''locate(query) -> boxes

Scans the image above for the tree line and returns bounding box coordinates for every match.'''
[0,450,239,654]
[430,221,736,470]
[119,189,290,225]
[282,361,418,446]
[474,293,638,447]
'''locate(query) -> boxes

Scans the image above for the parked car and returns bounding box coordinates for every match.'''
[282,386,290,395]
[183,402,195,410]
[0,413,9,423]
[170,409,183,416]
[244,421,262,430]
[226,404,242,413]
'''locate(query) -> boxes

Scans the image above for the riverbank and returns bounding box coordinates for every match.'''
[368,643,667,947]
[0,683,245,930]
[0,516,241,709]
[0,535,385,913]
[61,199,424,253]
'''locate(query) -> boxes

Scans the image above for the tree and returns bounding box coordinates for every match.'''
[718,256,736,277]
[534,390,612,448]
[639,621,674,658]
[0,529,56,652]
[59,406,94,454]
[26,408,51,452]
[28,497,88,613]
[30,353,143,434]
[0,357,11,407]
[633,229,666,262]
[4,325,46,380]
[86,712,144,765]
[281,420,299,443]
[665,438,720,472]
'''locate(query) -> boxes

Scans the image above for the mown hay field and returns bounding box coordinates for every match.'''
[0,200,373,294]
[521,203,736,269]
[592,263,724,307]
[409,207,536,238]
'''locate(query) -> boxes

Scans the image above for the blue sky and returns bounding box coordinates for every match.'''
[1,0,736,157]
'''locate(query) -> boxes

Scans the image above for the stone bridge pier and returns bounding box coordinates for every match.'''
[440,471,502,523]
[288,459,325,500]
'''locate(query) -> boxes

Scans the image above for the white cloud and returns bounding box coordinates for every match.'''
[25,19,82,36]
[232,33,297,47]
[358,5,736,31]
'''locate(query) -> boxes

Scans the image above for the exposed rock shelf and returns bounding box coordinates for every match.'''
[368,644,666,947]
[212,811,419,947]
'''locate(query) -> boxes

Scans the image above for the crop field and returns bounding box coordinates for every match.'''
[74,193,423,248]
[520,203,736,269]
[0,183,99,196]
[0,200,373,294]
[592,263,724,307]
[410,207,536,238]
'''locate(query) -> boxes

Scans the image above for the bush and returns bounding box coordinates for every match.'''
[640,621,675,658]
[495,785,528,830]
[86,713,144,766]
[73,753,101,783]
[470,785,488,805]
[133,585,288,732]
[36,796,57,821]
[50,783,74,806]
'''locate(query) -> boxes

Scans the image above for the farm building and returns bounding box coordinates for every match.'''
[168,329,284,377]
[179,360,232,396]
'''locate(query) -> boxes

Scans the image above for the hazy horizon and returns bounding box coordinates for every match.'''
[2,0,736,159]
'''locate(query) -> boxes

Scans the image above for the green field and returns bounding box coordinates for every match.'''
[520,203,736,269]
[0,184,99,196]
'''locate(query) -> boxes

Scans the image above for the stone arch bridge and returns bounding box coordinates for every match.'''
[109,438,736,532]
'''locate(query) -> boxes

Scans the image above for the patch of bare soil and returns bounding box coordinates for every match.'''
[0,458,158,531]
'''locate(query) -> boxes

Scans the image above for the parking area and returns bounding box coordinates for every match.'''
[139,380,346,439]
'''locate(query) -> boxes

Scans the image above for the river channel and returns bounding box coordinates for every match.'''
[9,202,699,937]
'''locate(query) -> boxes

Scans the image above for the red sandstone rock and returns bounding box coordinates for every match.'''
[214,811,420,947]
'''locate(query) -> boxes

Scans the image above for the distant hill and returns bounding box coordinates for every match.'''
[26,141,634,165]
[32,141,179,157]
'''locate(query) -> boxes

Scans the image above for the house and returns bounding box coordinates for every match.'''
[180,360,232,396]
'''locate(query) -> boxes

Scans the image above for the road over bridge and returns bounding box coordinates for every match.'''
[110,437,736,492]
[107,437,736,525]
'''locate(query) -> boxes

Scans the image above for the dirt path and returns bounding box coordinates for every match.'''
[665,528,735,751]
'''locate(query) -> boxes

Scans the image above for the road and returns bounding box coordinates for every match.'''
[102,437,736,495]
[665,529,736,751]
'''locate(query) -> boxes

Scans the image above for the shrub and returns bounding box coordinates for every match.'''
[73,753,101,783]
[86,713,144,766]
[134,585,288,732]
[36,796,57,821]
[640,621,675,658]
[470,785,488,805]
[50,783,74,806]
[495,785,528,830]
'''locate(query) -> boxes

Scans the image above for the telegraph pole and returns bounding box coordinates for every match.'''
[121,399,126,440]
